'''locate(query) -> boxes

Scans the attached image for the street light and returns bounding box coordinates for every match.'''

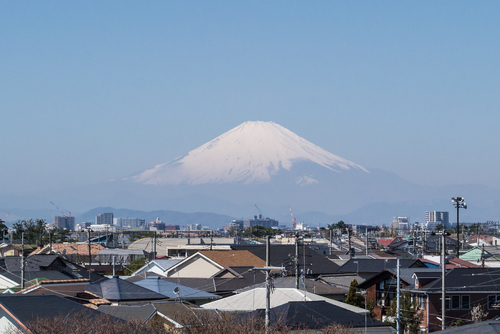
[452,197,467,258]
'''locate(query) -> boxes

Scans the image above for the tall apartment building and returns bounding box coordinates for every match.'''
[113,217,146,228]
[391,217,410,231]
[53,216,75,230]
[96,213,113,226]
[425,211,449,229]
[244,214,279,229]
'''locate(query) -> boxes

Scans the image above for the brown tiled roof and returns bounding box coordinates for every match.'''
[199,250,266,268]
[29,243,105,256]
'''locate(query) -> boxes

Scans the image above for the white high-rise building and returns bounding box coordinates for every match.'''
[425,211,449,230]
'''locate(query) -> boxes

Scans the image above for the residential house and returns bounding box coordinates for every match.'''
[231,244,340,276]
[201,287,368,314]
[164,250,265,278]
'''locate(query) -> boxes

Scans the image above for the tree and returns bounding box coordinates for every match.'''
[124,257,148,276]
[12,218,47,245]
[385,290,422,334]
[344,279,364,308]
[471,303,488,323]
[243,226,279,239]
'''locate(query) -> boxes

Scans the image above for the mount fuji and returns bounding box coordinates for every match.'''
[131,121,369,186]
[6,121,499,226]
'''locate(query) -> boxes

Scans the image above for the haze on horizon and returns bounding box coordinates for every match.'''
[1,2,500,203]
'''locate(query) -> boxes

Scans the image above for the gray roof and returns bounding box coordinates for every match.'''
[336,259,426,274]
[414,268,500,292]
[201,287,367,313]
[437,320,500,334]
[247,300,390,330]
[98,304,156,323]
[236,276,346,296]
[86,276,167,301]
[0,295,105,325]
[133,277,220,300]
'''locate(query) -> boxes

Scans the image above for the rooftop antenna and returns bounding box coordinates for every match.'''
[173,286,181,302]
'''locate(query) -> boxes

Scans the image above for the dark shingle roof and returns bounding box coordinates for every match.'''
[86,277,167,301]
[336,259,425,274]
[133,277,219,300]
[247,300,389,329]
[98,304,156,323]
[0,295,105,325]
[414,268,500,292]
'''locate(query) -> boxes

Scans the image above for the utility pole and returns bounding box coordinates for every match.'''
[88,229,92,266]
[441,232,446,330]
[253,237,283,334]
[295,233,300,289]
[397,259,401,334]
[348,228,352,259]
[452,197,467,258]
[481,244,485,268]
[21,232,25,290]
[210,230,213,250]
[153,231,157,260]
[366,229,368,256]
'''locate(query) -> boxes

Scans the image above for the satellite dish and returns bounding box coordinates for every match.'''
[173,286,180,294]
[62,249,66,255]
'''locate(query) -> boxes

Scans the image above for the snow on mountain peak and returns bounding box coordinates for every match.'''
[132,121,368,185]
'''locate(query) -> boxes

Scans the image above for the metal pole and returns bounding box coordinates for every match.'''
[442,232,446,330]
[153,231,157,260]
[88,229,92,266]
[397,259,401,334]
[456,204,460,258]
[112,255,116,276]
[265,235,271,332]
[21,232,25,290]
[295,233,299,289]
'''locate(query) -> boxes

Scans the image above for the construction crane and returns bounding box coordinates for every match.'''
[289,205,296,229]
[255,204,263,218]
[50,201,71,217]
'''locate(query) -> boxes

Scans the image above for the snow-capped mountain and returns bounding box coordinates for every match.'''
[132,121,369,185]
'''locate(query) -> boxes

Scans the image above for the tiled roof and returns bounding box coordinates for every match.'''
[231,244,339,275]
[133,277,220,300]
[336,258,425,274]
[86,276,167,301]
[199,250,265,267]
[98,304,156,323]
[29,243,105,256]
[0,295,105,325]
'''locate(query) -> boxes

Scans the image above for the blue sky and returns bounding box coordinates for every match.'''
[1,1,499,195]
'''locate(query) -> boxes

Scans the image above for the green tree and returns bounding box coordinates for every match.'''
[13,218,47,245]
[243,226,279,239]
[343,279,364,308]
[385,290,422,334]
[0,219,7,241]
[124,257,148,276]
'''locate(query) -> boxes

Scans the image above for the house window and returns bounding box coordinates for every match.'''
[451,295,460,310]
[445,296,451,310]
[462,295,470,310]
[488,295,500,309]
[418,295,426,310]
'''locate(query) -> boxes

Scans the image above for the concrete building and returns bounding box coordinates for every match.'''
[96,213,113,226]
[53,216,75,230]
[391,217,410,231]
[223,220,244,231]
[113,217,145,229]
[244,215,279,229]
[425,211,449,229]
